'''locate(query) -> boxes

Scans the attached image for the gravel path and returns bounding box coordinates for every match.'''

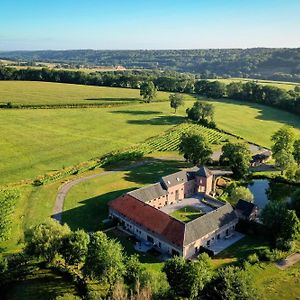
[276,253,300,270]
[53,161,149,223]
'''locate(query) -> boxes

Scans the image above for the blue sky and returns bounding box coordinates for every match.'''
[1,0,300,50]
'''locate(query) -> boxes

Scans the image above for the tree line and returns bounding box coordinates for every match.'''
[1,48,300,81]
[0,218,260,300]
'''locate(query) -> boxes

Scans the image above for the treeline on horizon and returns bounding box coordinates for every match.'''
[1,48,300,82]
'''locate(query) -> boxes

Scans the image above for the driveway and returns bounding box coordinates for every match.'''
[53,161,149,223]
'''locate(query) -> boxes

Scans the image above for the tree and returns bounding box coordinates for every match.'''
[290,189,300,217]
[186,101,214,125]
[163,254,213,299]
[83,231,125,286]
[261,201,300,243]
[226,82,243,99]
[124,254,147,287]
[271,126,296,156]
[25,218,71,262]
[140,81,157,103]
[60,229,90,266]
[179,131,213,165]
[293,139,300,165]
[230,186,254,203]
[169,93,184,113]
[220,143,252,179]
[204,266,259,300]
[273,149,296,175]
[295,86,300,93]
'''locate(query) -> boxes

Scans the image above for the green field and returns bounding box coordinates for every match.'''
[170,206,204,222]
[2,82,300,184]
[211,78,299,91]
[0,81,171,106]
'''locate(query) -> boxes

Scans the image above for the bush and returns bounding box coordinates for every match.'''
[247,253,259,265]
[276,238,295,252]
[257,248,286,262]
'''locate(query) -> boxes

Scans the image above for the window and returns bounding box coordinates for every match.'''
[147,236,154,243]
[207,240,210,246]
[158,242,161,248]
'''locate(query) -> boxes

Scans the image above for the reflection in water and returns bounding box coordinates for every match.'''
[247,179,296,209]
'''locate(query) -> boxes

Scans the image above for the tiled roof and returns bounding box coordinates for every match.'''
[183,202,238,246]
[109,194,185,247]
[128,183,167,203]
[161,170,195,188]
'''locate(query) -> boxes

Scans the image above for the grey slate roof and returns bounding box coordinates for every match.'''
[183,202,238,246]
[161,170,195,188]
[196,166,212,178]
[128,183,167,202]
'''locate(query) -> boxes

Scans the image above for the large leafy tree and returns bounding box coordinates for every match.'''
[140,81,157,103]
[293,139,300,166]
[25,218,71,262]
[273,149,296,176]
[179,130,213,165]
[186,101,214,124]
[220,143,252,179]
[261,201,300,243]
[271,126,296,155]
[60,229,90,266]
[163,254,213,299]
[169,93,184,113]
[83,231,125,286]
[205,266,259,300]
[290,189,300,217]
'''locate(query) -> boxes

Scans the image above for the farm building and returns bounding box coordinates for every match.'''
[235,199,259,221]
[108,166,239,258]
[251,150,272,167]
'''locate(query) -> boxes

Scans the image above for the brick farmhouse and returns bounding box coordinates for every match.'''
[108,166,238,258]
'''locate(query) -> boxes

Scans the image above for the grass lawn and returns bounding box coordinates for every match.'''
[0,81,172,105]
[210,98,300,147]
[62,159,189,231]
[170,206,204,222]
[0,269,79,300]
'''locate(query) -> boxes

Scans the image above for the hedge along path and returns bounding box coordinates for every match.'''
[53,160,150,223]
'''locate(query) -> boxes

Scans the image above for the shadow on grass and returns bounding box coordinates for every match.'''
[123,159,189,185]
[60,188,136,232]
[127,115,185,126]
[110,110,163,115]
[211,98,300,127]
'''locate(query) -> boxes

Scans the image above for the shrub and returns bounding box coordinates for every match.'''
[276,238,295,252]
[257,248,286,262]
[247,253,259,265]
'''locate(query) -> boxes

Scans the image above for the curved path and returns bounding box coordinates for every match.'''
[53,161,150,223]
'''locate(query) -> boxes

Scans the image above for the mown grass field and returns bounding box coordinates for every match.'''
[0,81,172,106]
[1,81,300,184]
[170,206,204,222]
[211,78,299,91]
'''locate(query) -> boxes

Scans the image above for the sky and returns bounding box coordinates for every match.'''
[1,0,300,50]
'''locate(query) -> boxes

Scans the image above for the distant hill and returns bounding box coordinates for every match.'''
[1,48,300,82]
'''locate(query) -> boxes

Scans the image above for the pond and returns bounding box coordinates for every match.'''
[247,179,297,209]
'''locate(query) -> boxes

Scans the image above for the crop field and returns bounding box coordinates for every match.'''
[0,81,172,106]
[145,123,231,152]
[211,78,299,91]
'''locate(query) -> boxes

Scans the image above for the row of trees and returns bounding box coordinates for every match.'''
[1,65,300,118]
[22,219,155,299]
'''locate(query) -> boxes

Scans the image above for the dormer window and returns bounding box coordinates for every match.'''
[167,180,171,185]
[176,177,180,181]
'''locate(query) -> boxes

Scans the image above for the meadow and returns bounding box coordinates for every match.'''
[2,81,300,184]
[0,81,171,106]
